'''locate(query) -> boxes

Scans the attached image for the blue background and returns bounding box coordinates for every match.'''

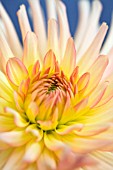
[1,0,113,40]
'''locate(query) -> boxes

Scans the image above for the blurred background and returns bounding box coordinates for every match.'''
[1,0,113,41]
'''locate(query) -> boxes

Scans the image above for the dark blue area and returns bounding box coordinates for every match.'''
[0,0,113,40]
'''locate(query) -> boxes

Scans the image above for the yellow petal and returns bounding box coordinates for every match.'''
[6,57,28,86]
[23,32,42,69]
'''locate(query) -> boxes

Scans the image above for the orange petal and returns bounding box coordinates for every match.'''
[6,57,28,86]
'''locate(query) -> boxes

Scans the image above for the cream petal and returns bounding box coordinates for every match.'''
[47,19,59,61]
[23,32,42,69]
[17,5,31,42]
[74,0,90,52]
[0,148,13,169]
[28,0,47,56]
[46,0,57,20]
[0,28,14,72]
[23,141,44,163]
[3,147,25,170]
[78,23,108,75]
[84,55,108,95]
[37,148,57,170]
[0,3,22,57]
[101,14,113,54]
[56,1,70,57]
[77,0,102,61]
[0,130,31,146]
[60,37,76,76]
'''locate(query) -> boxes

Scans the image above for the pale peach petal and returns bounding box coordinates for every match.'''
[74,0,90,52]
[77,72,90,92]
[0,148,13,169]
[0,3,22,57]
[88,81,108,108]
[0,71,13,102]
[47,19,59,61]
[61,37,76,76]
[23,32,42,69]
[37,148,57,170]
[28,0,47,56]
[23,141,44,163]
[78,23,108,75]
[56,1,70,57]
[0,130,31,147]
[77,0,102,61]
[6,57,28,86]
[3,147,25,170]
[85,55,108,95]
[17,5,31,41]
[0,29,14,72]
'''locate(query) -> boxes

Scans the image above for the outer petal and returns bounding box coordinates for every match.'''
[6,57,28,86]
[23,32,42,69]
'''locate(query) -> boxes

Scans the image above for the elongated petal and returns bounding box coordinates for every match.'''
[78,23,108,75]
[0,3,22,57]
[46,0,57,20]
[23,32,42,69]
[28,0,46,56]
[60,37,76,76]
[85,55,108,95]
[17,5,31,41]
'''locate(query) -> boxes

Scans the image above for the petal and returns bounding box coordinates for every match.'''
[56,1,70,57]
[5,107,29,128]
[46,0,57,20]
[28,0,46,56]
[6,57,28,86]
[0,71,13,102]
[74,0,90,52]
[22,32,42,69]
[0,130,31,146]
[0,28,14,72]
[60,37,76,76]
[0,115,15,132]
[0,3,22,57]
[17,5,31,41]
[76,0,102,61]
[3,147,25,170]
[56,124,83,135]
[78,23,108,75]
[47,19,59,61]
[43,50,56,72]
[85,55,108,95]
[23,141,44,163]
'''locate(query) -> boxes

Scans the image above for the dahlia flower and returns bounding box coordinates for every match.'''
[0,0,113,169]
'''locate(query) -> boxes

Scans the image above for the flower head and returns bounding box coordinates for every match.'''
[0,0,113,169]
